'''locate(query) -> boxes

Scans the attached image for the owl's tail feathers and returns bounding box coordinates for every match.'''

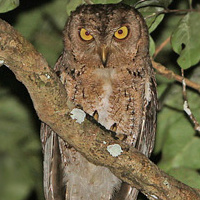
[112,182,139,200]
[128,188,139,200]
[41,124,65,200]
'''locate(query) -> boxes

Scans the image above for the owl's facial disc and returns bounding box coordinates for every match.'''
[64,4,150,69]
[78,25,129,67]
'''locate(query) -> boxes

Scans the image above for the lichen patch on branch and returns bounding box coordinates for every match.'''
[0,60,4,66]
[70,108,86,124]
[107,144,123,157]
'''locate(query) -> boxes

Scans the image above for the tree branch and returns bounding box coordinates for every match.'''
[152,60,200,93]
[0,19,200,200]
[153,36,170,59]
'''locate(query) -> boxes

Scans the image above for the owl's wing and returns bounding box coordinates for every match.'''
[40,123,65,200]
[40,54,69,200]
[117,71,157,200]
[135,70,157,157]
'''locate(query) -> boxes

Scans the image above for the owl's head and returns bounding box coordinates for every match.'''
[63,3,149,69]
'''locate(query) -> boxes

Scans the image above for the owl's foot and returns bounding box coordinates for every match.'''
[115,133,127,141]
[93,110,99,121]
[110,123,117,132]
[110,123,127,141]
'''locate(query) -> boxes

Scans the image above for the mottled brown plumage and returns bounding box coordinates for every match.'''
[41,3,157,200]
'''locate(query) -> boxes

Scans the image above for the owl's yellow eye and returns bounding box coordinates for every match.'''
[114,26,129,40]
[80,28,93,41]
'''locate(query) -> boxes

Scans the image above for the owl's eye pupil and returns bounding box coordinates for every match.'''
[118,30,123,34]
[85,31,90,36]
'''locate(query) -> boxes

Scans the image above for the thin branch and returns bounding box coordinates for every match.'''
[181,69,200,132]
[153,36,170,58]
[144,8,199,21]
[163,8,198,14]
[152,60,200,93]
[1,18,200,200]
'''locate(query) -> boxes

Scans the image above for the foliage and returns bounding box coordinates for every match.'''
[0,0,200,200]
[0,0,19,13]
[171,12,200,69]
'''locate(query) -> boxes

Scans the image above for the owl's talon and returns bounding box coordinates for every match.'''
[93,110,99,121]
[110,123,117,132]
[116,134,127,141]
[110,123,127,141]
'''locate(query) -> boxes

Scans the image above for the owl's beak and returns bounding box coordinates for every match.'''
[99,45,109,67]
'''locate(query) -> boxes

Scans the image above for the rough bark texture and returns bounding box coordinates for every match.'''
[0,18,200,200]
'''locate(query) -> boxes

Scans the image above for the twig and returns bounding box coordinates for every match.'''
[144,8,199,21]
[153,36,170,58]
[152,60,200,93]
[181,69,200,132]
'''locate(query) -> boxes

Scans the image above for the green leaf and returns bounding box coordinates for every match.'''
[171,12,200,69]
[135,0,172,8]
[168,168,200,189]
[122,1,169,33]
[139,6,164,33]
[122,0,172,8]
[0,0,19,13]
[15,0,67,67]
[157,107,200,170]
[92,0,121,3]
[156,82,200,172]
[66,0,82,16]
[121,0,138,6]
[0,88,42,200]
[149,36,155,56]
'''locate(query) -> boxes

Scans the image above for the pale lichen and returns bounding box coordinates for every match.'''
[107,144,123,157]
[0,60,4,66]
[183,100,191,115]
[70,108,86,124]
[163,179,170,189]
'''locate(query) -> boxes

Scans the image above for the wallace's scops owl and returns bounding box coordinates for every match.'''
[41,3,157,200]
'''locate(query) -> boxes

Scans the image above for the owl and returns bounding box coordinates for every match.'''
[41,3,157,200]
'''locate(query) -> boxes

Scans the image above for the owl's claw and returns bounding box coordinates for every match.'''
[110,123,127,141]
[93,110,99,121]
[110,123,117,132]
[116,134,127,141]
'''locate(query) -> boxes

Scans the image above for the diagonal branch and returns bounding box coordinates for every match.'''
[152,60,200,92]
[0,18,200,200]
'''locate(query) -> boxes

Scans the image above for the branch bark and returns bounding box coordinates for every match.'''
[152,60,200,93]
[0,19,200,200]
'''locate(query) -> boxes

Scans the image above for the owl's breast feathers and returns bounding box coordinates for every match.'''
[60,66,148,146]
